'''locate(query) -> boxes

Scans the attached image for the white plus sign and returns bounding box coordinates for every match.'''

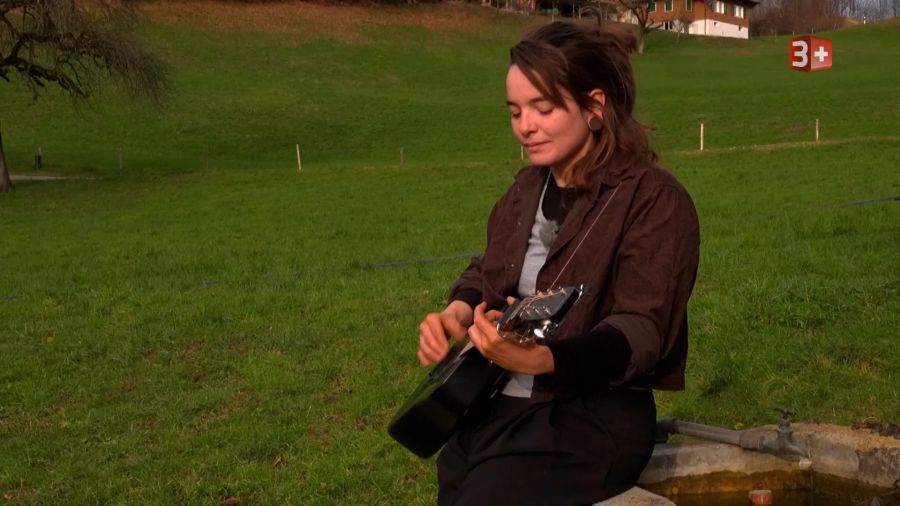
[814,46,829,62]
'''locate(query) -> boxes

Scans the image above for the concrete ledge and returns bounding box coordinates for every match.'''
[637,423,900,492]
[594,487,675,506]
[799,422,900,488]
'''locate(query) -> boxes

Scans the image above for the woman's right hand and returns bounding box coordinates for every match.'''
[417,300,474,366]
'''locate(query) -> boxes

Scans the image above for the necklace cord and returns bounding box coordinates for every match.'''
[548,184,621,289]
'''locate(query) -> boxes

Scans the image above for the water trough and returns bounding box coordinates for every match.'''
[599,420,900,505]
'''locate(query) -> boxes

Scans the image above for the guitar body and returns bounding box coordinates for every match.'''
[388,286,584,458]
[388,340,506,458]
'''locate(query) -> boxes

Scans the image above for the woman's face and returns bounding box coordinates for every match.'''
[506,64,595,179]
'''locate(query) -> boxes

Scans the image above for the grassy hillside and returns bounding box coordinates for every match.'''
[637,21,900,151]
[2,3,898,174]
[1,2,533,175]
[0,3,898,504]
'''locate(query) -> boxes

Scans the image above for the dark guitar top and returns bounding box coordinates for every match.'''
[388,287,583,458]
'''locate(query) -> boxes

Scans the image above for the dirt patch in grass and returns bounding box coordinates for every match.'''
[305,424,334,446]
[783,122,812,134]
[2,486,34,504]
[852,419,900,439]
[157,172,195,190]
[194,389,253,430]
[142,1,502,44]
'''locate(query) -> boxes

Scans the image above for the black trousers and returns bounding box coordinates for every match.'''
[436,388,656,506]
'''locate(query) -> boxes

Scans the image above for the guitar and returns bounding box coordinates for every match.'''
[388,286,584,458]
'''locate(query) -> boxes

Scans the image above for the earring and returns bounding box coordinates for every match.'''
[588,116,604,132]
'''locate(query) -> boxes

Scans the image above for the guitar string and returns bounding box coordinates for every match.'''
[487,184,621,349]
[547,184,621,289]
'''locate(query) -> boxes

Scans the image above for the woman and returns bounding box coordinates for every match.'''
[417,20,700,505]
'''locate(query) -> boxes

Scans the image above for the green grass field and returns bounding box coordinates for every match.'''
[1,3,899,504]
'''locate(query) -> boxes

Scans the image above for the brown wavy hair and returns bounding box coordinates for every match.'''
[510,21,656,190]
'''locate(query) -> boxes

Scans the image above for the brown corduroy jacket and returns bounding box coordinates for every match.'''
[449,159,700,401]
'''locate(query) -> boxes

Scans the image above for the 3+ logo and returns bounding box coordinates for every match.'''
[790,36,833,72]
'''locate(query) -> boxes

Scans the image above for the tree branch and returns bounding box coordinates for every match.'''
[0,0,167,106]
[0,0,30,16]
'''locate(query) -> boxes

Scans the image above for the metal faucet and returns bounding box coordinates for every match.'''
[752,406,810,460]
[655,406,812,464]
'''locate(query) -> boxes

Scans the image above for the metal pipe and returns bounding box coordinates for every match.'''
[657,415,810,461]
[657,418,743,446]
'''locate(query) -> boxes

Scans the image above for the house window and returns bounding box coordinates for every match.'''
[686,0,692,11]
[733,4,745,18]
[665,0,673,11]
[712,1,725,14]
[647,1,656,13]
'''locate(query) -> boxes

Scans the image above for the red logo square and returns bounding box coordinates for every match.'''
[790,36,832,72]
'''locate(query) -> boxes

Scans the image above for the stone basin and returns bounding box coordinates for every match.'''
[598,423,900,505]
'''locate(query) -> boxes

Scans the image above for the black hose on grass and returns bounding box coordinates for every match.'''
[365,252,480,270]
[837,195,900,208]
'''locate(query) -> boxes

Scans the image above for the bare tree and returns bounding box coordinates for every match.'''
[673,11,693,43]
[756,0,899,25]
[0,0,168,192]
[579,0,620,20]
[751,0,852,35]
[613,0,662,54]
[885,0,900,17]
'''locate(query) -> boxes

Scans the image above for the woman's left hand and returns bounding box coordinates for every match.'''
[468,301,555,375]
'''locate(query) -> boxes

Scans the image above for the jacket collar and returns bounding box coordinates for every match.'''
[511,151,634,201]
[510,154,637,268]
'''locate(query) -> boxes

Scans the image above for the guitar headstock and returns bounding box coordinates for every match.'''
[496,286,584,346]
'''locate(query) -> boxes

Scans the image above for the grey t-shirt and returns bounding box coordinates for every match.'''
[502,176,561,398]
